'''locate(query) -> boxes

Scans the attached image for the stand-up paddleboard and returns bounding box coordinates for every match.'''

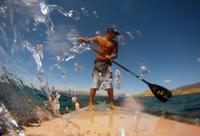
[25,105,200,136]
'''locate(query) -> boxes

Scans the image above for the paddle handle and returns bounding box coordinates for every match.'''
[90,47,150,85]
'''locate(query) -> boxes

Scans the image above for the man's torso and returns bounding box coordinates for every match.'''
[96,36,117,61]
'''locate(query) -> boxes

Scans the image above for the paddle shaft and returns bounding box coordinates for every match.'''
[90,47,151,85]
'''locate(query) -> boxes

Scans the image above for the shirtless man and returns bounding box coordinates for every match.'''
[78,27,120,110]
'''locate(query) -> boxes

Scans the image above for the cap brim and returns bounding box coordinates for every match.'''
[115,32,120,35]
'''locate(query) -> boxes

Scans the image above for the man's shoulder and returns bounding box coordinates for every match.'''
[96,35,104,39]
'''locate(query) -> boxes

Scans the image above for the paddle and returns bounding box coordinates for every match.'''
[90,47,172,102]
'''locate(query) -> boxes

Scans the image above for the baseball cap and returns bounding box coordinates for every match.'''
[106,27,120,35]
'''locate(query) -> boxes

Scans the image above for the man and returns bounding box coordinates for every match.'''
[78,27,120,110]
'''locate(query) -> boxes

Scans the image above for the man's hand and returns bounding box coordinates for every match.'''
[105,55,113,61]
[78,37,87,43]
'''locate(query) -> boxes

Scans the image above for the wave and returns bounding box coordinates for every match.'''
[0,65,55,135]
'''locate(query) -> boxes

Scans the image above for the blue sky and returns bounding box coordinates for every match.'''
[1,0,200,94]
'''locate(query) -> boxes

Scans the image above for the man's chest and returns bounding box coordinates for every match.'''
[98,39,115,49]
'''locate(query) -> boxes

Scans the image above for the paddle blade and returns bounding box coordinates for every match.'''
[148,84,172,102]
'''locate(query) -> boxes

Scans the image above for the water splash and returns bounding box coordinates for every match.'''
[65,55,75,62]
[139,64,150,79]
[121,97,144,112]
[0,6,7,14]
[118,128,126,136]
[116,35,125,45]
[38,2,80,30]
[95,30,101,36]
[23,41,44,72]
[164,79,172,84]
[60,67,67,78]
[20,0,39,6]
[9,8,17,54]
[47,25,79,56]
[93,11,99,18]
[0,102,25,136]
[133,110,141,133]
[40,80,52,96]
[114,69,121,89]
[46,25,90,78]
[126,31,134,39]
[136,30,143,37]
[74,62,83,73]
[81,7,89,16]
[133,111,141,120]
[66,10,80,21]
[0,27,9,53]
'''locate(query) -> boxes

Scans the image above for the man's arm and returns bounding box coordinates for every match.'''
[78,36,98,43]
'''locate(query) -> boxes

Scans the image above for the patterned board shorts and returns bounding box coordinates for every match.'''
[92,60,113,90]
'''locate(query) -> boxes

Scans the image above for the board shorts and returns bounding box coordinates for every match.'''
[92,60,113,90]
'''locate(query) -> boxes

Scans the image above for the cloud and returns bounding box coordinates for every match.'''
[164,79,172,84]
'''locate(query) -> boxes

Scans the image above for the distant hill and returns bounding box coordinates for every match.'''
[138,82,200,97]
[174,82,200,91]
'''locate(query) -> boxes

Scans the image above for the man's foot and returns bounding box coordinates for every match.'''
[89,104,94,111]
[110,103,116,110]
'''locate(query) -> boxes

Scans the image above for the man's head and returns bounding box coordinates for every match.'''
[106,27,120,40]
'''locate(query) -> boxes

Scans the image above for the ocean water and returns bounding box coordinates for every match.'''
[59,93,200,126]
[138,93,200,125]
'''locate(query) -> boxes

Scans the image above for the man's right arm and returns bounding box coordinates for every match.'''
[78,36,98,43]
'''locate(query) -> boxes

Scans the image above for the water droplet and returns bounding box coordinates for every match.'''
[0,6,7,14]
[116,35,125,45]
[95,30,101,36]
[126,31,134,39]
[139,64,150,78]
[74,62,83,72]
[93,11,99,18]
[115,69,121,89]
[81,7,89,16]
[119,128,126,136]
[136,30,143,37]
[40,2,50,15]
[67,10,80,21]
[133,111,141,120]
[65,55,75,62]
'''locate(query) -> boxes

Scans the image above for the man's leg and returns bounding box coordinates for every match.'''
[107,88,116,110]
[89,88,96,110]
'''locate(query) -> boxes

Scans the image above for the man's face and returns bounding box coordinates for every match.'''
[107,31,117,39]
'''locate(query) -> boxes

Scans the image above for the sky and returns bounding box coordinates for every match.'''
[0,0,200,94]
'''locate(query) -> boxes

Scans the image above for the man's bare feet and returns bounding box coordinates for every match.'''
[110,103,116,110]
[89,104,94,111]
